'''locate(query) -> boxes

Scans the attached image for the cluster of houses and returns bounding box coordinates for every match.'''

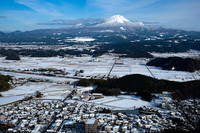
[152,92,200,132]
[70,89,104,102]
[23,68,69,77]
[157,98,200,132]
[11,77,52,87]
[1,95,199,133]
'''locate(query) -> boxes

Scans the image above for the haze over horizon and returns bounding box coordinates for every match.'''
[0,0,200,32]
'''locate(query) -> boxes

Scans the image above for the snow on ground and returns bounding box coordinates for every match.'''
[109,58,200,81]
[110,59,152,77]
[66,37,96,42]
[41,90,70,100]
[0,95,25,105]
[1,82,72,97]
[77,86,96,92]
[151,50,200,58]
[89,95,153,110]
[148,66,199,81]
[0,56,92,72]
[0,55,199,81]
[0,71,75,105]
[1,54,200,105]
[104,99,150,109]
[65,95,153,110]
[0,82,72,105]
[90,97,119,104]
[0,71,78,83]
[79,60,114,77]
[1,83,49,96]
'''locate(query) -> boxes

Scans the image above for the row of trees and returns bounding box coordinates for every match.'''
[0,49,92,58]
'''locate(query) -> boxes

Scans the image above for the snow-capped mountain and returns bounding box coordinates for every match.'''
[58,15,147,31]
[95,15,145,29]
[1,14,199,44]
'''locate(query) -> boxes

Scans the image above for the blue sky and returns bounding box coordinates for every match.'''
[0,0,200,31]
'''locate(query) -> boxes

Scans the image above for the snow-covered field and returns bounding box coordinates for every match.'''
[0,71,78,83]
[0,71,77,105]
[150,50,200,58]
[111,59,152,77]
[88,95,153,110]
[1,82,72,97]
[1,55,199,81]
[1,54,200,105]
[148,66,197,81]
[66,37,96,42]
[109,58,200,81]
[0,95,25,106]
[0,56,92,72]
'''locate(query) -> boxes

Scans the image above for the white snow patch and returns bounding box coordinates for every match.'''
[89,95,153,110]
[66,37,96,42]
[120,27,125,30]
[151,50,200,58]
[0,95,25,105]
[99,30,114,32]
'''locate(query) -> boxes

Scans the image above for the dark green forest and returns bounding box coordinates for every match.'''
[147,57,200,72]
[0,74,12,92]
[78,74,200,101]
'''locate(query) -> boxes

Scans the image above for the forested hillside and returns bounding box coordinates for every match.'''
[147,57,200,72]
[78,74,200,101]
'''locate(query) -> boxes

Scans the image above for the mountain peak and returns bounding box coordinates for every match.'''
[109,15,130,24]
[95,15,145,28]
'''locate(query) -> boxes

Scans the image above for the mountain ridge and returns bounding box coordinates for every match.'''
[1,15,199,33]
[0,15,200,44]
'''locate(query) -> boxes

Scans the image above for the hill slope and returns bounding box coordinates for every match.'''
[78,74,200,101]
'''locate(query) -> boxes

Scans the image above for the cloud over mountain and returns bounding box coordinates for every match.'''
[37,18,105,26]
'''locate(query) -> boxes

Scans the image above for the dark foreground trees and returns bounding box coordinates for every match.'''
[0,74,11,92]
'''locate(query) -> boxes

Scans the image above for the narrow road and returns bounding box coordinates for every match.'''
[106,60,117,79]
[146,65,155,78]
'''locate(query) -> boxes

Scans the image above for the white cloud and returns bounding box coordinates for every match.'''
[37,18,105,25]
[86,0,200,31]
[15,0,62,16]
[87,0,160,16]
[148,0,200,30]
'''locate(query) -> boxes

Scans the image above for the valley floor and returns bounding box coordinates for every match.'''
[0,54,200,106]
